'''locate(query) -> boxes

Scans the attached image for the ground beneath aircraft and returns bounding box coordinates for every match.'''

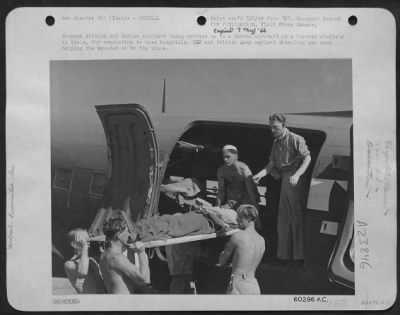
[53,242,353,296]
[53,260,352,296]
[52,210,354,295]
[192,261,353,295]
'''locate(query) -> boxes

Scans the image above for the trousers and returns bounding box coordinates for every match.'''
[277,171,307,260]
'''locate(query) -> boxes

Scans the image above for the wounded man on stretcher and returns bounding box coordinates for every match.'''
[90,199,238,245]
[90,177,239,244]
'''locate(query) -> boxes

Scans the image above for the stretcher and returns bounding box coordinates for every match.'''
[89,228,239,249]
[88,185,239,267]
[89,227,239,266]
[89,202,239,249]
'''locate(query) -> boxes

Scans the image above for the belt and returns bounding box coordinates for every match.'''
[230,272,255,280]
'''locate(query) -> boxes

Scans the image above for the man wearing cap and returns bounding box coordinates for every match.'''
[253,113,311,268]
[216,145,259,210]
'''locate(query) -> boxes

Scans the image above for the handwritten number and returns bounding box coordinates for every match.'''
[360,261,373,269]
[356,220,367,227]
[360,248,369,254]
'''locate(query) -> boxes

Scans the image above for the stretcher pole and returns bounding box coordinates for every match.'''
[134,252,140,268]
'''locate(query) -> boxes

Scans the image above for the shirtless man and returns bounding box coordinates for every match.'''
[64,229,105,294]
[216,145,259,210]
[100,216,151,294]
[217,204,265,295]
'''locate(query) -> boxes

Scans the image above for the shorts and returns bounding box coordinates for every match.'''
[226,273,261,295]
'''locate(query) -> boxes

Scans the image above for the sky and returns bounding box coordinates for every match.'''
[50,59,352,168]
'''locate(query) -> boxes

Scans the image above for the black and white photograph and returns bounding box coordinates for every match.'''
[5,7,396,311]
[50,59,354,296]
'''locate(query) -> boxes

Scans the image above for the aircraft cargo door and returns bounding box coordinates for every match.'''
[95,104,159,223]
[327,125,354,288]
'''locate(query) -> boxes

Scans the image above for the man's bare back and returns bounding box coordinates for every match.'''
[218,204,265,294]
[100,249,134,294]
[230,229,265,275]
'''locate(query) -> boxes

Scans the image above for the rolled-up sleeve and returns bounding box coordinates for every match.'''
[242,164,252,177]
[295,135,310,158]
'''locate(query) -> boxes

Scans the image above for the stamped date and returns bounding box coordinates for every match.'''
[294,296,328,303]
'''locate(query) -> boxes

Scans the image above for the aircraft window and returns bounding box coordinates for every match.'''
[89,172,107,196]
[53,168,73,191]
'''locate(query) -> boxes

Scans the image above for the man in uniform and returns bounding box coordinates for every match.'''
[216,145,259,210]
[100,215,151,294]
[217,204,265,294]
[253,113,311,268]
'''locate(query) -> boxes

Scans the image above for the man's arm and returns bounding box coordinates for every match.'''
[76,244,90,277]
[64,248,90,280]
[243,165,259,207]
[133,242,151,285]
[111,252,150,287]
[217,233,239,267]
[216,168,225,207]
[290,135,312,185]
[64,237,91,293]
[295,155,311,177]
[253,160,275,184]
[245,175,259,207]
[290,155,311,185]
[64,260,86,293]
